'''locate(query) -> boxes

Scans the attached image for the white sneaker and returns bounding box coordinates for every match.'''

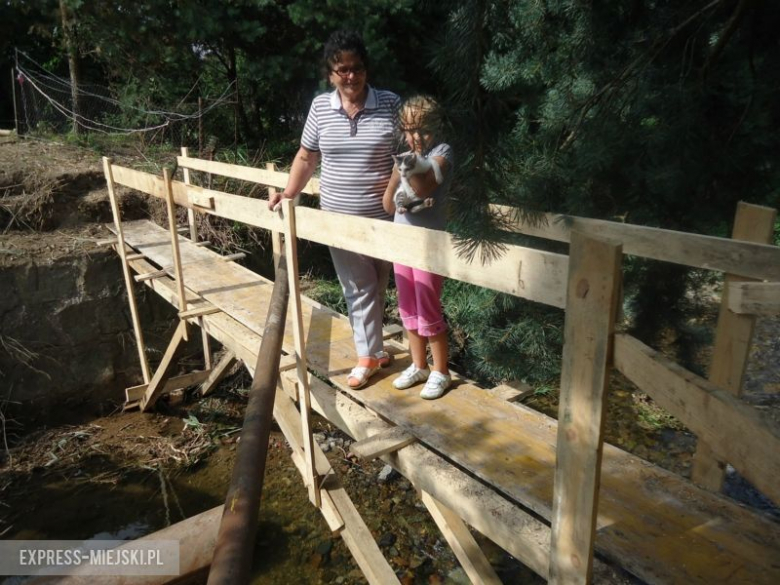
[420,371,451,400]
[392,363,430,390]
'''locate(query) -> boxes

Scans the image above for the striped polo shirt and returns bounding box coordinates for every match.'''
[301,86,400,219]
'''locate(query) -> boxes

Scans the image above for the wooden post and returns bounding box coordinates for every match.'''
[181,147,198,242]
[198,97,204,159]
[163,167,189,341]
[549,232,622,585]
[691,202,777,490]
[102,157,151,383]
[267,162,284,274]
[282,198,321,508]
[140,320,189,412]
[181,147,212,368]
[11,69,19,135]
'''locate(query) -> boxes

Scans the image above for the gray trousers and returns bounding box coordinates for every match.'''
[329,247,391,358]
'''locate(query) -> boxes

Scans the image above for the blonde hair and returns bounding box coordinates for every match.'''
[400,95,444,147]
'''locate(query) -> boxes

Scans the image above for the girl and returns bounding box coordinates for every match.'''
[382,96,453,399]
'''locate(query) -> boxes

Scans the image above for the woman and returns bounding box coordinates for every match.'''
[268,30,399,389]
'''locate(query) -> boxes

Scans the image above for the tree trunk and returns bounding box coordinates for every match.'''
[59,0,82,135]
[226,44,252,144]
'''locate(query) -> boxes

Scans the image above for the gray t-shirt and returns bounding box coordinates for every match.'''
[393,143,453,231]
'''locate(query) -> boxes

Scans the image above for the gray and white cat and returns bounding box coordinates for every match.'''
[393,152,443,214]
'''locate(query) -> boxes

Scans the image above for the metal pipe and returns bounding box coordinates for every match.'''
[207,250,290,585]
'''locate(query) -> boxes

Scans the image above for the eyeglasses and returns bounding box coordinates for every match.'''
[331,66,366,78]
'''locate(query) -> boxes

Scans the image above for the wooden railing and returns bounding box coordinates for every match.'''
[105,152,780,585]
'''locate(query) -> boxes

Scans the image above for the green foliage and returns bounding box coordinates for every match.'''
[443,280,563,386]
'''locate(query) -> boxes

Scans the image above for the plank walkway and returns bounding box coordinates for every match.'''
[118,220,780,585]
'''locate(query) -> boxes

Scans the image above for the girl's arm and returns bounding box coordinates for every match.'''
[407,156,449,199]
[268,146,320,210]
[382,166,400,215]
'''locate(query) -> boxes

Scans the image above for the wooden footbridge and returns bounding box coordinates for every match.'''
[97,150,780,584]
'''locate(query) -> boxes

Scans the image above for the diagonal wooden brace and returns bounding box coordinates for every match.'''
[140,320,189,412]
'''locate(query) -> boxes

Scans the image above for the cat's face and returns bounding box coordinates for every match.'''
[393,153,418,176]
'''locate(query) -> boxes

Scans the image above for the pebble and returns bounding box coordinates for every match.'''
[446,568,470,585]
[378,464,398,483]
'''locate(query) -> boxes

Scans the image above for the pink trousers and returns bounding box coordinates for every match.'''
[393,263,447,337]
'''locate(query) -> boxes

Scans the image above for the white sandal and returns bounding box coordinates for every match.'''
[347,364,380,389]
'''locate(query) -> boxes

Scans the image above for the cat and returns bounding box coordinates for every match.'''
[392,152,443,214]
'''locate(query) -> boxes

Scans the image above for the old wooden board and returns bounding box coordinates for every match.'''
[113,221,355,350]
[306,337,780,585]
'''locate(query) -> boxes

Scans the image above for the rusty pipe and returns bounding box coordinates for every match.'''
[207,250,290,585]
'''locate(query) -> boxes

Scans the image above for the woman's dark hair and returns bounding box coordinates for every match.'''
[322,30,369,76]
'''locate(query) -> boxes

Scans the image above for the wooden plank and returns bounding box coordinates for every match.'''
[188,189,214,210]
[267,162,284,278]
[294,206,568,308]
[179,305,221,319]
[382,323,404,340]
[163,168,188,321]
[102,158,151,383]
[728,282,780,315]
[493,202,780,281]
[198,350,237,397]
[692,202,776,490]
[421,490,503,585]
[549,232,622,585]
[488,380,533,402]
[125,370,210,403]
[135,269,168,282]
[221,252,246,262]
[140,320,189,412]
[272,390,400,584]
[181,147,198,242]
[350,426,417,461]
[613,333,780,504]
[282,199,320,508]
[177,155,320,195]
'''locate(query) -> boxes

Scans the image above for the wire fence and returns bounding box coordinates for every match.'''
[10,50,237,155]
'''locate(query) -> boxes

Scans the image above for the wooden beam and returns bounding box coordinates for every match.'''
[267,162,284,279]
[382,323,404,340]
[221,252,246,262]
[350,426,417,461]
[488,380,533,402]
[294,206,568,308]
[177,155,320,195]
[97,237,118,247]
[179,304,221,319]
[728,282,780,316]
[181,147,199,242]
[613,333,780,505]
[493,202,780,281]
[549,232,622,585]
[102,157,151,383]
[282,198,320,508]
[194,241,212,247]
[199,350,238,397]
[135,269,168,282]
[692,202,776,491]
[421,491,503,585]
[140,320,189,412]
[188,189,214,210]
[163,168,188,320]
[273,389,399,584]
[125,369,210,404]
